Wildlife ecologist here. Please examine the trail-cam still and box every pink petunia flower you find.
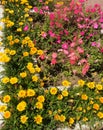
[23,25,29,31]
[62,43,68,50]
[52,53,57,59]
[51,59,57,65]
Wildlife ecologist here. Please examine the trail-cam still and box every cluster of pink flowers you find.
[32,0,103,76]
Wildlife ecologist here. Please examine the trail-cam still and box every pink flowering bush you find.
[30,0,103,85]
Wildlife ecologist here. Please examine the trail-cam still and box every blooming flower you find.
[18,90,26,98]
[20,115,28,124]
[17,101,27,111]
[78,79,85,87]
[93,103,99,111]
[81,94,88,100]
[69,118,74,125]
[20,72,27,78]
[62,90,69,97]
[34,115,43,124]
[59,115,66,122]
[97,112,103,119]
[27,89,35,97]
[4,111,11,119]
[10,77,18,84]
[35,102,43,109]
[0,105,7,112]
[2,77,9,84]
[50,87,57,95]
[62,80,71,87]
[37,95,45,103]
[3,95,11,103]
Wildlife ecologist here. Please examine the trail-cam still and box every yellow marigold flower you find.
[29,67,35,74]
[7,35,12,41]
[19,22,24,26]
[57,94,63,100]
[20,72,27,78]
[69,118,74,125]
[97,112,103,119]
[28,41,34,48]
[96,84,103,90]
[37,95,45,103]
[17,101,27,111]
[9,50,16,55]
[20,115,28,124]
[54,114,60,120]
[30,47,37,55]
[99,97,103,103]
[21,0,28,4]
[3,95,11,103]
[34,115,43,124]
[35,67,41,72]
[14,38,20,43]
[4,111,11,119]
[0,54,10,62]
[93,103,99,111]
[18,90,26,98]
[27,89,35,97]
[23,52,29,57]
[35,102,43,109]
[0,105,7,112]
[32,75,38,82]
[87,82,95,89]
[28,17,33,22]
[10,77,18,84]
[82,117,88,122]
[24,14,29,17]
[50,87,57,95]
[81,94,88,100]
[78,79,85,87]
[26,62,33,69]
[2,77,9,84]
[37,50,44,55]
[59,115,66,122]
[62,80,71,87]
[77,107,82,111]
[48,110,52,115]
[9,41,14,45]
[90,100,94,104]
[4,48,10,53]
[62,90,69,97]
[17,28,22,32]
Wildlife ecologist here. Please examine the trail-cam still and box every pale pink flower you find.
[52,53,57,59]
[41,32,47,38]
[63,50,69,55]
[70,42,76,47]
[82,63,90,75]
[77,47,84,54]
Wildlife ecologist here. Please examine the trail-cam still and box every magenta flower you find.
[33,7,38,13]
[93,23,98,29]
[23,25,29,31]
[62,43,68,50]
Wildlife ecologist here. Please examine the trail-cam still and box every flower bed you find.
[0,0,103,130]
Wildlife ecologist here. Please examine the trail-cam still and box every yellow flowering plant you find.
[0,0,103,130]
